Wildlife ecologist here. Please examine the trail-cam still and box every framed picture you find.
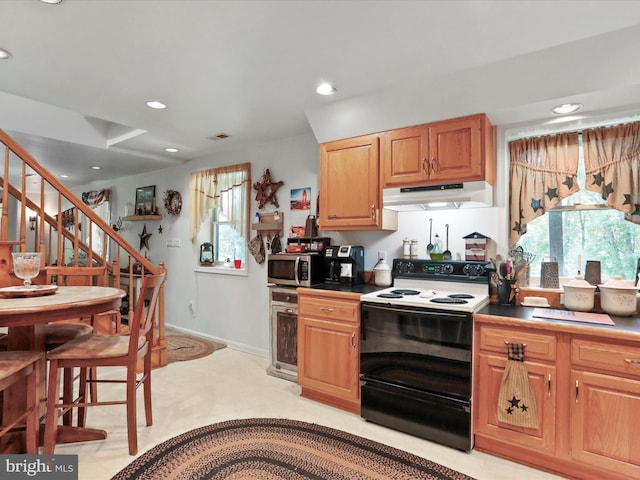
[135,185,156,215]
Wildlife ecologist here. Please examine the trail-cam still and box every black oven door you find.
[360,302,472,399]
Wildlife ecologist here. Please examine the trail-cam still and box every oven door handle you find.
[294,257,301,285]
[361,302,469,319]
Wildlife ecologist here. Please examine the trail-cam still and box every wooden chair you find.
[43,273,165,455]
[0,351,44,453]
[46,265,122,334]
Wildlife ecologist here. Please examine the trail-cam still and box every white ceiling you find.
[2,0,640,187]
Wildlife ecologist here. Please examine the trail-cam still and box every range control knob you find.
[442,263,454,274]
[464,264,485,277]
[395,261,414,274]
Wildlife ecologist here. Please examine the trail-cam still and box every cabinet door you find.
[319,134,380,229]
[381,126,429,187]
[571,370,640,477]
[429,116,483,183]
[475,353,556,454]
[298,316,359,403]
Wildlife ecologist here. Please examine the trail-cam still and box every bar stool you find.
[0,351,43,454]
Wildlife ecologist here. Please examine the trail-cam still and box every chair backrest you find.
[46,266,109,287]
[127,273,165,356]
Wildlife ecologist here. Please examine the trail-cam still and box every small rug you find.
[110,418,476,480]
[166,334,225,363]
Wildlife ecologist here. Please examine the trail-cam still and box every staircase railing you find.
[0,129,167,368]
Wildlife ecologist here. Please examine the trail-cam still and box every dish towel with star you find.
[497,342,539,428]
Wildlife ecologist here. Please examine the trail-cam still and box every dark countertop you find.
[308,282,383,295]
[477,303,640,339]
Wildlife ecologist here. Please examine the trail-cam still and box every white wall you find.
[76,127,511,357]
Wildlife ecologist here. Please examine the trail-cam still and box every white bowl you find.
[598,275,639,316]
[563,275,596,312]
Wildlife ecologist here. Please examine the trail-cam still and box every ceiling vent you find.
[209,133,231,141]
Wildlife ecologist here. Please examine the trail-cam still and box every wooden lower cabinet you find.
[297,289,360,413]
[474,316,640,480]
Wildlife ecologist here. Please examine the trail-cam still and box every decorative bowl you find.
[598,275,639,316]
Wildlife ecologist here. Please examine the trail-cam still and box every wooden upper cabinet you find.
[382,113,495,188]
[319,134,396,231]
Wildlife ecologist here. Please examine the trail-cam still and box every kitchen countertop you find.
[477,303,640,340]
[306,282,383,295]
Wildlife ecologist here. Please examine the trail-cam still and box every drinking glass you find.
[11,252,42,287]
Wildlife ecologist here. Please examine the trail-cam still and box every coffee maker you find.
[323,245,365,285]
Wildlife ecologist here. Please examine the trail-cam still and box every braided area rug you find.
[111,418,476,480]
[167,334,224,363]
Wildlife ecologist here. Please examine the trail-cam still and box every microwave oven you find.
[267,253,325,287]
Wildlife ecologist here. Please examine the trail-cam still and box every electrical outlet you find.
[378,250,387,261]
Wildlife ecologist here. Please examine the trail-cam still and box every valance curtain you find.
[509,132,580,246]
[189,162,250,243]
[583,121,640,224]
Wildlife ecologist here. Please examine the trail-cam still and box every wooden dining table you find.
[0,285,125,453]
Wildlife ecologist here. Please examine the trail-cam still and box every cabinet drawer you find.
[272,290,297,304]
[571,338,640,377]
[478,326,557,362]
[299,296,359,323]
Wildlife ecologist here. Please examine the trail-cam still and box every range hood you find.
[383,181,493,211]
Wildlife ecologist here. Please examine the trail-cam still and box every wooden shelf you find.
[251,212,283,234]
[252,222,282,232]
[122,215,162,221]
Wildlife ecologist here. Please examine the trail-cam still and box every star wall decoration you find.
[253,169,284,209]
[138,224,152,250]
[158,224,163,234]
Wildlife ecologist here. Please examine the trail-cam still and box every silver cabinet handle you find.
[575,379,579,403]
[320,307,334,313]
[431,157,436,173]
[624,358,640,365]
[328,214,337,219]
[371,204,375,219]
[285,308,293,314]
[547,373,551,397]
[422,158,428,173]
[351,333,356,348]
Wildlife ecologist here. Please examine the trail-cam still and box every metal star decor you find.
[138,224,152,250]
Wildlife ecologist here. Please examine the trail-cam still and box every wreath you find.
[163,190,182,215]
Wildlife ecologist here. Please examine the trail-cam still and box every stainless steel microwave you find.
[267,253,325,287]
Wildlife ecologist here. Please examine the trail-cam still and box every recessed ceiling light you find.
[0,48,12,60]
[59,174,69,178]
[146,100,167,110]
[552,103,583,115]
[90,166,102,170]
[316,82,337,95]
[164,147,178,153]
[40,0,63,3]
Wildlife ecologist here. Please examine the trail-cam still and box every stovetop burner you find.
[449,293,474,299]
[390,289,420,295]
[377,293,403,299]
[431,297,469,304]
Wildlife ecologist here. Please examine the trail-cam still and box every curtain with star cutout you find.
[509,132,580,246]
[583,121,640,224]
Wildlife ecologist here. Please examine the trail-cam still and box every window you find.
[516,135,640,281]
[190,163,251,269]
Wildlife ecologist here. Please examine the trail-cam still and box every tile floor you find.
[54,346,565,480]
